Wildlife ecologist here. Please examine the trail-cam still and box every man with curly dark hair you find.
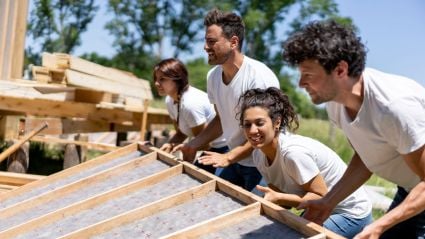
[282,20,425,239]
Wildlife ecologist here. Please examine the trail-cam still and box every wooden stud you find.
[58,181,217,239]
[140,99,150,140]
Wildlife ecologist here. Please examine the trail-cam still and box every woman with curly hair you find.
[238,87,372,238]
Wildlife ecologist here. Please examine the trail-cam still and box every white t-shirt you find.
[327,68,425,191]
[166,86,227,148]
[207,56,280,166]
[253,132,372,218]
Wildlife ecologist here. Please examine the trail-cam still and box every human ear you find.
[230,36,239,49]
[335,60,349,77]
[274,118,281,130]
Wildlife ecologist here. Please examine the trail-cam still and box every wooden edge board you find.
[0,171,45,186]
[0,184,19,190]
[138,143,219,183]
[307,233,327,239]
[0,142,138,202]
[0,151,157,219]
[0,164,184,238]
[58,180,217,239]
[138,142,180,165]
[261,204,344,239]
[161,202,262,239]
[28,135,118,152]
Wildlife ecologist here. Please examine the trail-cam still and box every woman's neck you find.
[261,137,279,165]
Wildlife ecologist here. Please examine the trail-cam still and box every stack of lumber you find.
[32,52,153,109]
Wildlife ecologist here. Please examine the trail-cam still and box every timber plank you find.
[29,136,118,152]
[0,171,44,186]
[65,69,145,99]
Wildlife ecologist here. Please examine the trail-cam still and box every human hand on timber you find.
[297,197,333,225]
[255,185,281,204]
[198,151,231,167]
[172,143,197,162]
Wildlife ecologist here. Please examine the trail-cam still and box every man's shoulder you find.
[207,65,221,78]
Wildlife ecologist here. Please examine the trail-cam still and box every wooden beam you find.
[0,165,184,238]
[10,0,28,79]
[0,94,171,126]
[0,0,28,81]
[0,184,19,190]
[0,171,45,186]
[140,99,150,140]
[0,0,11,80]
[42,52,153,100]
[0,153,158,220]
[58,180,216,239]
[65,69,147,99]
[28,136,118,152]
[23,117,138,135]
[0,94,134,124]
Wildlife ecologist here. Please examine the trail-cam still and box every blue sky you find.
[68,1,425,86]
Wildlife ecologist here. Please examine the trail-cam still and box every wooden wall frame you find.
[0,142,344,238]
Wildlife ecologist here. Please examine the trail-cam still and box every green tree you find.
[26,0,99,65]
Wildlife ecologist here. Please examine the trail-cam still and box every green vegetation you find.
[27,0,355,119]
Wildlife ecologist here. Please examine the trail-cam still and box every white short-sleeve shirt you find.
[327,68,425,191]
[166,86,227,148]
[207,56,280,166]
[253,132,372,218]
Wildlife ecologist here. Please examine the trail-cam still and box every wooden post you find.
[0,122,48,164]
[140,99,150,141]
[0,0,29,81]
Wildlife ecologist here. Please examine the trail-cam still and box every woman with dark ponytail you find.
[153,58,228,174]
[238,87,372,238]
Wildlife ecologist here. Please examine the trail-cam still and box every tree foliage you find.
[26,0,353,118]
[26,0,98,65]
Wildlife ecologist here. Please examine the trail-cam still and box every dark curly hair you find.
[204,8,245,51]
[282,20,366,78]
[237,87,299,132]
[153,58,189,96]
